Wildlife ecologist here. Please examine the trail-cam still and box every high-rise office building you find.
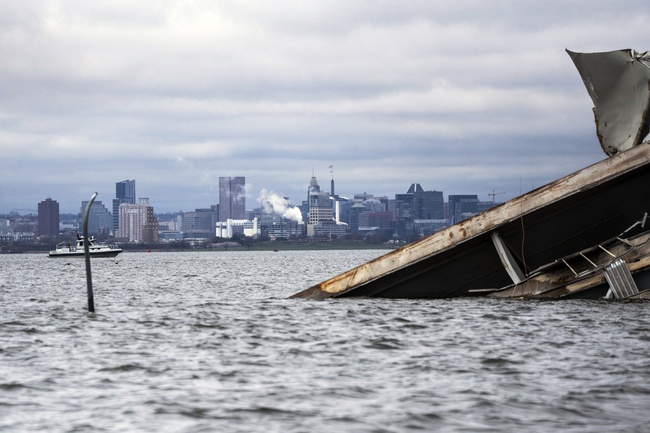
[113,179,136,232]
[80,200,113,236]
[394,184,443,220]
[37,198,59,237]
[395,183,421,220]
[306,175,339,237]
[219,176,245,221]
[116,198,158,243]
[448,195,479,223]
[412,190,444,220]
[307,176,333,225]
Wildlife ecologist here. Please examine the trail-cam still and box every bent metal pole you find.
[83,192,98,312]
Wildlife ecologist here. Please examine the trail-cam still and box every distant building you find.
[258,213,304,239]
[359,210,393,229]
[265,221,303,239]
[219,177,246,221]
[477,201,497,214]
[347,193,389,231]
[311,220,349,238]
[216,218,259,239]
[394,183,422,220]
[181,208,218,239]
[353,192,375,201]
[113,179,136,232]
[349,203,366,232]
[0,218,14,243]
[413,219,449,237]
[412,190,444,219]
[116,198,158,243]
[37,198,59,237]
[80,200,113,237]
[335,197,351,225]
[362,198,385,213]
[448,195,480,223]
[306,175,335,237]
[394,184,443,220]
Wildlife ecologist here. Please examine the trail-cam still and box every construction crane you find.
[488,190,505,204]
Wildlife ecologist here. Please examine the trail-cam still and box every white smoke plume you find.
[258,189,303,223]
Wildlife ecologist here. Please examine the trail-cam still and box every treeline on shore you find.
[2,236,397,254]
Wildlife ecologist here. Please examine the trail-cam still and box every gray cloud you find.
[1,1,648,213]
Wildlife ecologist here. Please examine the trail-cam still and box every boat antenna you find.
[82,192,98,312]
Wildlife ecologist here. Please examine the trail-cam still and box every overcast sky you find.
[1,1,648,214]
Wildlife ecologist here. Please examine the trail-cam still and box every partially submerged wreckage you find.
[292,48,650,301]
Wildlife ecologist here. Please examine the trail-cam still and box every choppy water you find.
[1,250,650,432]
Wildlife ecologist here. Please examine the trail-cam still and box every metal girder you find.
[491,231,525,284]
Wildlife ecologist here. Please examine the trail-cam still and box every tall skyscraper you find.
[306,175,335,236]
[113,179,136,232]
[80,200,113,236]
[307,175,332,224]
[37,198,59,237]
[116,198,158,243]
[219,176,245,221]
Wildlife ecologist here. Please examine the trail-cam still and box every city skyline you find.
[4,173,501,217]
[1,3,648,214]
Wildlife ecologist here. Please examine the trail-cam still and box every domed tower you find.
[306,174,333,235]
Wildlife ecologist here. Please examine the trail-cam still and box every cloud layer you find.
[1,1,648,213]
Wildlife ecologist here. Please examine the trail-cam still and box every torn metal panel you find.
[567,48,650,156]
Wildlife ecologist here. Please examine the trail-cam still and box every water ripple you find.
[1,251,649,432]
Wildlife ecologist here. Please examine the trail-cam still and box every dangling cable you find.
[520,215,528,277]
